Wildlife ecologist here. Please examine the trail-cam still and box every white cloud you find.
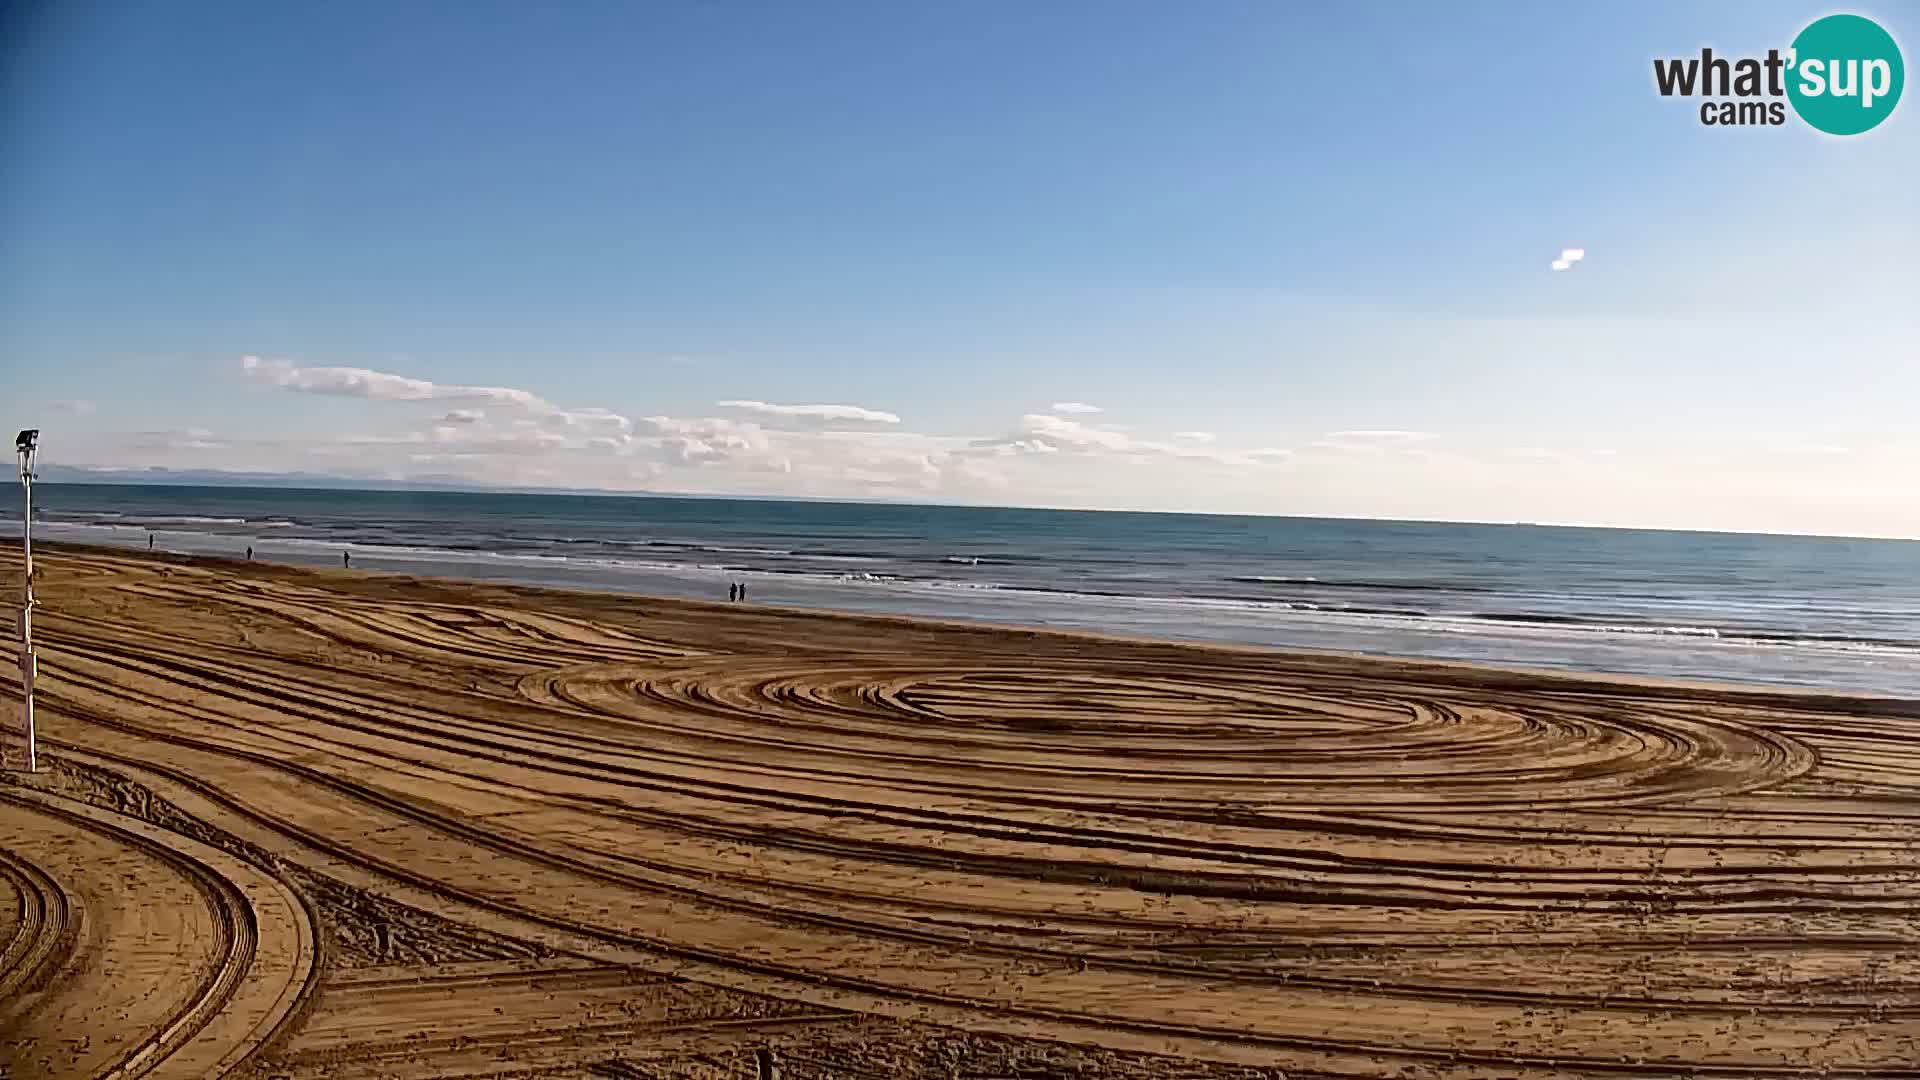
[448,430,571,454]
[971,414,1139,456]
[544,406,632,435]
[969,415,1291,471]
[638,415,779,466]
[242,354,638,442]
[1551,259,1572,271]
[777,430,986,495]
[1324,430,1436,443]
[240,355,550,409]
[231,356,973,490]
[49,399,97,415]
[1551,247,1586,271]
[224,357,1284,499]
[133,427,226,451]
[716,399,901,427]
[1303,430,1439,460]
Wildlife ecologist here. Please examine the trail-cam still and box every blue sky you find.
[3,1,1916,534]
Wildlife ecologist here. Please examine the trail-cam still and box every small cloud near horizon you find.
[132,427,225,451]
[1305,430,1438,459]
[716,399,901,426]
[1325,430,1436,442]
[1241,447,1294,463]
[1049,402,1103,415]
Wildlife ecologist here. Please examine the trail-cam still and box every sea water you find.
[9,483,1919,697]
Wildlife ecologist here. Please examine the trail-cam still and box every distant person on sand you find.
[246,546,253,561]
[728,583,738,602]
[739,582,748,602]
[343,551,351,569]
[148,533,154,550]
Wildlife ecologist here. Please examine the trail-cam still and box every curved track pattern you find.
[524,657,1818,810]
[0,785,313,1080]
[5,546,1920,1078]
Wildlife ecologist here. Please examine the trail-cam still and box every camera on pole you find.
[12,428,39,773]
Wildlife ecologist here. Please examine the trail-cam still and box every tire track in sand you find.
[6,546,1920,1077]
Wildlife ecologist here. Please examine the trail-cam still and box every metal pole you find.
[15,436,36,773]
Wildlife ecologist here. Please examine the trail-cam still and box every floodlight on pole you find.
[13,428,38,773]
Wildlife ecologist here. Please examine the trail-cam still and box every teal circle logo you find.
[1787,14,1904,135]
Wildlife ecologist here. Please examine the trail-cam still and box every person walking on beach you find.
[728,583,737,602]
[343,551,351,569]
[738,582,747,602]
[148,533,154,550]
[246,546,253,561]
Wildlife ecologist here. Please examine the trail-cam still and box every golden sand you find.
[3,545,1918,1078]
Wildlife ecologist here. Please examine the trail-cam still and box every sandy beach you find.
[4,543,1919,1079]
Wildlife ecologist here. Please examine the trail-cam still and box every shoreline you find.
[12,493,1919,700]
[24,536,1920,712]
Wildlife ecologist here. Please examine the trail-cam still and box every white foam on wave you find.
[21,517,1918,662]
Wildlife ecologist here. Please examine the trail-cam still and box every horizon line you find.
[23,466,1920,545]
